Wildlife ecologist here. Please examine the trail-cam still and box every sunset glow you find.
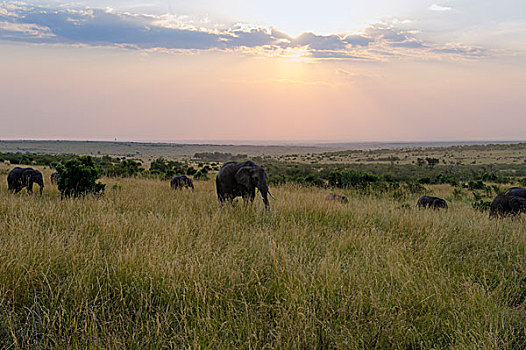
[1,1,525,142]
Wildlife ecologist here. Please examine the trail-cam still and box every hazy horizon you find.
[1,1,525,141]
[1,138,525,148]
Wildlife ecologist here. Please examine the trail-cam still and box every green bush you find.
[149,157,187,179]
[328,170,380,189]
[467,180,486,190]
[418,177,431,184]
[303,174,325,187]
[56,156,105,197]
[472,199,492,212]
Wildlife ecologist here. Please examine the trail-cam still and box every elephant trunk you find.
[257,184,270,210]
[37,179,44,195]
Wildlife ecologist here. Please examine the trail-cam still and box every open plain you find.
[2,161,526,348]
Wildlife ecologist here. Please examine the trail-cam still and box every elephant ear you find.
[235,167,253,189]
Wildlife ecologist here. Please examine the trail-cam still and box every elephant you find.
[326,193,348,204]
[417,195,448,209]
[7,167,44,195]
[503,187,526,199]
[170,175,194,190]
[50,172,59,185]
[216,160,274,209]
[489,194,526,217]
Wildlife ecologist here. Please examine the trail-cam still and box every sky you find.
[0,0,525,142]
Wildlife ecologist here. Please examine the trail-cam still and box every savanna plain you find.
[2,144,526,349]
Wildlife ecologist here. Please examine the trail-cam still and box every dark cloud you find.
[0,2,492,60]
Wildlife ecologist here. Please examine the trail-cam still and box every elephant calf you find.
[417,195,448,209]
[170,175,194,190]
[489,194,526,217]
[326,193,349,204]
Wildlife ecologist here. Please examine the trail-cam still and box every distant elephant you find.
[326,193,348,204]
[503,187,526,199]
[7,167,44,195]
[50,172,59,185]
[489,194,526,217]
[216,160,274,209]
[417,195,448,209]
[170,175,194,190]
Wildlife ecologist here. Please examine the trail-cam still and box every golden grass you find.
[1,168,526,348]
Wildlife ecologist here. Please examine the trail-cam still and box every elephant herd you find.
[6,162,526,218]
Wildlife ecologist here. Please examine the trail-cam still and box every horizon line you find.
[1,138,525,147]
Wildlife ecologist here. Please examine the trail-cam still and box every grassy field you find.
[2,166,526,348]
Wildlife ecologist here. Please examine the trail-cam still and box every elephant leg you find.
[27,181,33,194]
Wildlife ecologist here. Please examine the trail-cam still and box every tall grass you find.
[1,168,526,348]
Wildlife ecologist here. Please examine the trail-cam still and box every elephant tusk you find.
[258,190,265,200]
[268,190,276,200]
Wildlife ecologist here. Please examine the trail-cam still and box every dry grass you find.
[1,167,526,348]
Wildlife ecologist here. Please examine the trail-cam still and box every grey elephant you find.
[7,167,44,195]
[503,187,526,199]
[417,195,448,209]
[326,193,348,204]
[216,160,274,209]
[170,175,194,190]
[50,172,59,185]
[489,194,526,217]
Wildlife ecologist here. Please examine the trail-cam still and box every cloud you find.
[0,2,493,61]
[429,4,452,12]
[0,21,54,39]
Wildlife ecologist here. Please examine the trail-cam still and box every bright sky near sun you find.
[0,0,525,142]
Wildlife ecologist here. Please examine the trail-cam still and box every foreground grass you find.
[1,172,526,348]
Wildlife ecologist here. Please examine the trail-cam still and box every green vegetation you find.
[3,143,526,347]
[1,170,526,348]
[0,152,144,178]
[56,156,105,197]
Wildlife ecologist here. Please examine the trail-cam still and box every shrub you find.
[268,174,287,185]
[56,156,105,197]
[194,170,208,180]
[406,181,426,194]
[328,170,380,189]
[472,200,492,212]
[418,177,431,184]
[303,174,325,187]
[149,157,187,179]
[467,180,486,190]
[452,188,465,200]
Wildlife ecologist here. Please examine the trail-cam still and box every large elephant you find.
[216,160,273,209]
[417,195,448,209]
[489,194,526,217]
[7,167,44,195]
[170,175,194,190]
[503,187,526,199]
